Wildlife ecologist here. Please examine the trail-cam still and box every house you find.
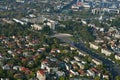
[77,50,88,57]
[81,61,87,64]
[2,64,10,70]
[89,42,99,50]
[87,70,95,77]
[65,63,70,70]
[41,59,58,73]
[22,52,30,57]
[44,19,57,30]
[64,57,70,63]
[103,74,109,79]
[50,48,60,53]
[69,70,79,77]
[91,68,101,77]
[77,69,85,76]
[70,46,77,51]
[13,66,22,70]
[92,58,102,65]
[70,60,76,65]
[101,49,112,56]
[2,18,13,24]
[36,70,46,80]
[20,67,31,74]
[115,54,120,60]
[95,38,104,43]
[31,24,43,30]
[37,48,46,53]
[81,19,87,25]
[0,78,9,80]
[74,56,80,61]
[112,33,120,39]
[76,62,85,69]
[13,18,26,25]
[7,50,13,54]
[16,0,25,3]
[56,71,65,77]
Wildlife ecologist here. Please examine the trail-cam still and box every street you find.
[74,42,120,80]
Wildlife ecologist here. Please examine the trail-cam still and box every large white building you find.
[31,24,43,30]
[101,49,112,56]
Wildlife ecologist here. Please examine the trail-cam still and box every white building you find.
[83,3,90,8]
[44,19,58,30]
[101,49,112,56]
[77,50,88,57]
[89,42,99,50]
[87,70,95,77]
[13,66,22,70]
[41,60,58,73]
[74,56,80,61]
[2,64,10,70]
[56,71,65,77]
[31,24,43,30]
[13,18,26,25]
[16,0,24,3]
[112,33,120,39]
[92,58,102,65]
[76,62,85,69]
[115,54,120,60]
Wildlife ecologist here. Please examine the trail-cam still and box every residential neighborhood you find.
[0,0,120,80]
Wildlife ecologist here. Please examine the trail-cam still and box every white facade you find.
[112,33,120,39]
[92,58,102,65]
[101,49,112,56]
[41,61,58,73]
[115,54,120,60]
[76,62,85,69]
[77,50,88,57]
[87,70,95,77]
[31,24,43,30]
[89,42,99,50]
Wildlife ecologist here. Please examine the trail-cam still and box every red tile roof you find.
[38,70,45,76]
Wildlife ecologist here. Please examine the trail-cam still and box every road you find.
[53,32,120,79]
[74,42,120,80]
[51,0,120,78]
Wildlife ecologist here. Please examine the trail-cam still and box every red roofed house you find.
[37,69,46,80]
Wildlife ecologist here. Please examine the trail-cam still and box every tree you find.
[94,76,100,80]
[42,25,51,34]
[115,76,120,80]
[59,76,65,80]
[0,67,4,77]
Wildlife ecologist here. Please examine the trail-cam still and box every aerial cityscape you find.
[0,0,120,80]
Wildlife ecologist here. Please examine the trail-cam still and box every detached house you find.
[87,70,95,77]
[31,24,43,30]
[2,64,10,70]
[41,59,58,73]
[89,42,99,50]
[37,69,46,80]
[101,49,112,56]
[92,58,102,65]
[115,54,120,60]
[77,50,88,57]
